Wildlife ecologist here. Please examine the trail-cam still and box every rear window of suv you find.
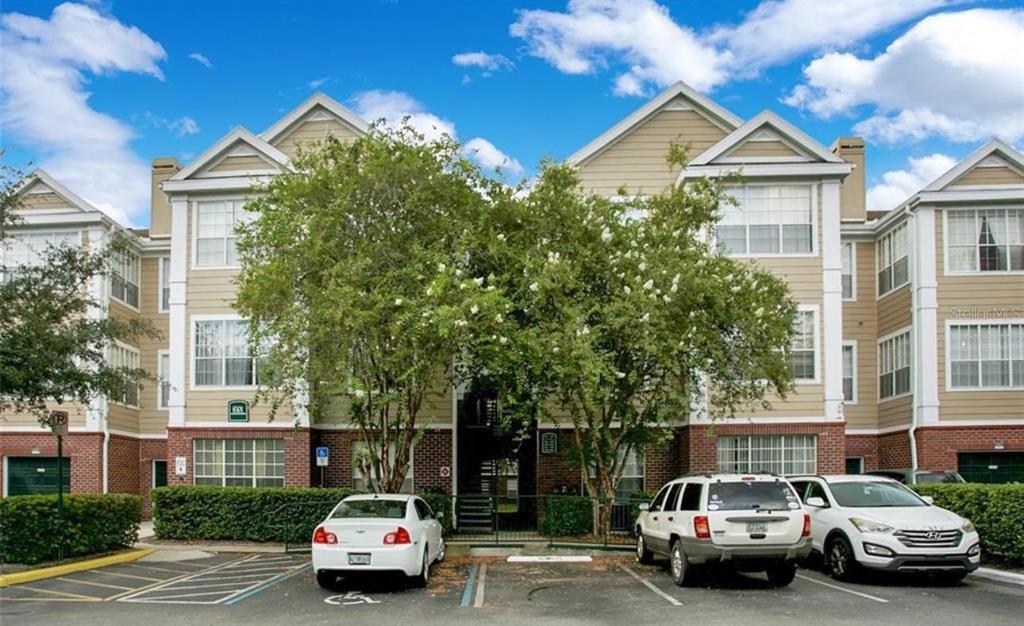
[707,481,800,512]
[332,499,407,519]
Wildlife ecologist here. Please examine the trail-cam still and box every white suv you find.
[788,475,981,582]
[635,474,811,586]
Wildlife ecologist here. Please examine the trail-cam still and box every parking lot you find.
[2,552,1021,625]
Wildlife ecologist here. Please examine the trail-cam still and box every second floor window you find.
[879,330,911,399]
[790,309,817,381]
[949,323,1024,388]
[946,209,1024,273]
[193,318,261,387]
[159,257,171,311]
[195,200,253,268]
[842,342,856,403]
[110,342,140,407]
[2,231,79,280]
[877,222,908,296]
[716,185,814,256]
[110,247,140,308]
[841,242,854,299]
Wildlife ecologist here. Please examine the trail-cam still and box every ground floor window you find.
[717,435,817,475]
[193,439,284,487]
[845,457,864,474]
[352,441,413,493]
[587,447,645,499]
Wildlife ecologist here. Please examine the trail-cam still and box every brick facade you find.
[915,425,1024,471]
[844,434,881,470]
[166,427,311,488]
[0,432,105,494]
[107,434,140,496]
[686,422,846,475]
[139,439,169,516]
[311,429,453,493]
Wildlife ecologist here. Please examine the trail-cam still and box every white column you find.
[168,198,188,428]
[821,180,844,422]
[84,227,107,432]
[913,207,940,425]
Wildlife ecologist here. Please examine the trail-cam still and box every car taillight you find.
[802,514,811,537]
[383,527,412,545]
[694,516,711,539]
[313,526,337,545]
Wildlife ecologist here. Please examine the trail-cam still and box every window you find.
[352,441,413,493]
[193,318,261,387]
[589,447,644,498]
[879,330,911,399]
[877,222,909,296]
[842,342,856,403]
[790,309,817,381]
[949,322,1024,388]
[841,242,855,299]
[109,343,139,407]
[158,350,170,409]
[845,457,864,474]
[193,439,284,487]
[649,484,670,511]
[194,200,253,267]
[717,435,817,474]
[679,483,702,511]
[1,231,79,280]
[414,499,433,520]
[110,247,140,308]
[159,257,171,312]
[663,483,682,512]
[947,209,1024,273]
[716,185,814,255]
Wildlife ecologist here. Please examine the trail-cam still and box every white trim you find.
[109,244,141,312]
[941,208,1024,277]
[842,340,858,405]
[688,110,847,167]
[162,177,272,193]
[703,415,831,424]
[845,425,910,435]
[912,207,940,426]
[877,325,913,403]
[157,349,171,410]
[567,80,741,165]
[309,422,454,430]
[8,210,109,228]
[158,256,171,313]
[259,92,370,143]
[189,314,260,391]
[680,162,852,182]
[924,138,1024,192]
[109,429,168,440]
[821,179,844,421]
[875,219,910,300]
[170,127,290,182]
[168,199,188,428]
[921,419,1024,428]
[0,425,102,433]
[177,421,299,429]
[190,197,249,271]
[918,188,1024,204]
[794,304,821,385]
[716,182,819,259]
[944,318,1024,392]
[16,169,102,216]
[841,241,857,301]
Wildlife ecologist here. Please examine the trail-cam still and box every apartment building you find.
[1,85,1021,514]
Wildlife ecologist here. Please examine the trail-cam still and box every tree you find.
[469,162,799,535]
[0,159,158,422]
[235,125,514,493]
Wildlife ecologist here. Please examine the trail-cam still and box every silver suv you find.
[635,474,812,586]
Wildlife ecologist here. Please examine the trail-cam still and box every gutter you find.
[904,204,919,472]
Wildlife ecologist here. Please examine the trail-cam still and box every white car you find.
[635,474,811,587]
[789,475,981,582]
[311,494,445,589]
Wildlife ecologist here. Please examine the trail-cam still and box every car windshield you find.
[915,471,961,484]
[707,481,799,511]
[331,499,407,519]
[830,481,925,507]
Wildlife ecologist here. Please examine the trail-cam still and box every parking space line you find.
[618,565,683,607]
[176,573,279,583]
[215,566,297,575]
[93,570,162,582]
[141,580,268,592]
[110,555,258,602]
[473,564,487,608]
[120,563,197,575]
[460,563,479,608]
[795,574,889,603]
[56,576,133,591]
[14,585,103,601]
[223,562,311,605]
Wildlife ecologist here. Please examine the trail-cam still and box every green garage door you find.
[958,452,1024,484]
[7,457,71,496]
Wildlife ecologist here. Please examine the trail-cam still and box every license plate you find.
[348,553,371,565]
[746,522,767,534]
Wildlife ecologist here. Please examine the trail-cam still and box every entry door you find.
[153,460,168,488]
[7,457,71,496]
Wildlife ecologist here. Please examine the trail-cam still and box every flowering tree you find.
[234,126,513,493]
[470,163,799,535]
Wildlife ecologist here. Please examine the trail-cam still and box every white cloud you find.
[509,0,940,95]
[350,90,523,176]
[143,111,199,137]
[866,153,956,212]
[0,2,167,226]
[452,51,513,76]
[307,77,329,90]
[188,52,212,68]
[785,9,1024,144]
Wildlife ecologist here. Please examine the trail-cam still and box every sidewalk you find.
[135,521,287,553]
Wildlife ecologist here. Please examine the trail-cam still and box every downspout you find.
[904,205,919,472]
[101,224,116,493]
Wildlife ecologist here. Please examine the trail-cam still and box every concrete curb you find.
[973,567,1024,586]
[0,548,156,587]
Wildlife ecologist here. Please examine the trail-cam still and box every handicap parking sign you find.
[316,446,330,467]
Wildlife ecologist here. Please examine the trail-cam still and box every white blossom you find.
[663,295,672,303]
[473,277,485,286]
[624,285,631,295]
[353,389,366,399]
[497,233,506,242]
[616,371,626,379]
[437,262,447,272]
[426,287,433,296]
[731,285,741,293]
[670,283,678,293]
[454,319,468,327]
[601,227,612,242]
[394,298,403,306]
[499,336,508,345]
[529,282,539,292]
[643,279,654,290]
[639,262,647,271]
[755,307,764,317]
[640,313,650,323]
[495,313,504,323]
[470,305,479,315]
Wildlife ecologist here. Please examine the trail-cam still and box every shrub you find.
[542,496,593,536]
[0,494,141,565]
[152,487,355,543]
[913,483,1024,563]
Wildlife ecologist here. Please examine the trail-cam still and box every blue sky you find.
[1,1,1021,226]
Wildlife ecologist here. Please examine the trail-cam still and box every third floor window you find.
[946,209,1024,273]
[716,185,814,256]
[194,200,253,268]
[877,222,908,296]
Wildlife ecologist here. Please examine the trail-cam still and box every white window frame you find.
[157,349,170,410]
[842,340,858,405]
[109,341,140,408]
[945,319,1024,391]
[352,440,414,494]
[942,208,1024,276]
[878,326,912,402]
[585,447,646,497]
[192,438,285,488]
[876,221,909,299]
[110,245,141,310]
[716,435,817,474]
[791,305,820,384]
[158,256,171,313]
[191,197,252,270]
[841,241,856,301]
[716,183,819,258]
[1,230,81,280]
[190,314,261,390]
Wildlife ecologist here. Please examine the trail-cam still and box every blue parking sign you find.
[316,446,329,467]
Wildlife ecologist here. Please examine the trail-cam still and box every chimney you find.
[831,137,865,222]
[150,157,181,237]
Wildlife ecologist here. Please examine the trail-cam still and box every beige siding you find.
[725,140,802,160]
[318,381,454,427]
[877,285,911,337]
[272,114,362,159]
[107,403,139,432]
[948,165,1024,187]
[138,256,170,435]
[935,213,1024,421]
[206,154,277,174]
[0,402,89,429]
[577,108,728,195]
[19,192,73,211]
[878,395,912,430]
[842,241,879,430]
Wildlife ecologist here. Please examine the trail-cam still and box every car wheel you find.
[766,562,797,587]
[826,536,858,582]
[670,540,694,587]
[636,533,654,565]
[316,571,337,590]
[410,546,430,588]
[435,538,446,564]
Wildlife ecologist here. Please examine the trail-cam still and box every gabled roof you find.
[922,138,1024,192]
[170,127,291,181]
[566,80,743,165]
[688,110,845,166]
[260,92,369,143]
[16,169,99,213]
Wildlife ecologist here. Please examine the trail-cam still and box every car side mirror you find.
[638,503,650,512]
[805,496,827,508]
[921,496,934,505]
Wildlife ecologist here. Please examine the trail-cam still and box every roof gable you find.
[171,127,291,181]
[689,110,844,166]
[15,169,97,213]
[260,92,368,145]
[924,139,1024,191]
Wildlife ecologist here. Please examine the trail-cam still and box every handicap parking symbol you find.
[324,591,381,606]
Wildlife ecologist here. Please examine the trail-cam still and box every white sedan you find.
[312,494,445,588]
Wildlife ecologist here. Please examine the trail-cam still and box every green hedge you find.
[542,496,593,536]
[152,487,356,543]
[0,494,141,565]
[913,483,1024,563]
